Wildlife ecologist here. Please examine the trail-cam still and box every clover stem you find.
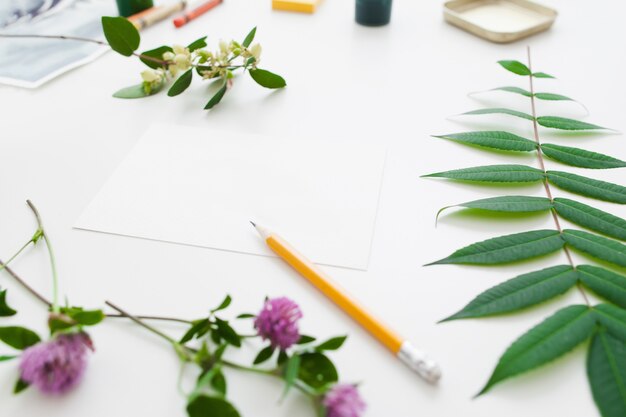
[525,46,591,307]
[0,259,52,307]
[0,238,34,273]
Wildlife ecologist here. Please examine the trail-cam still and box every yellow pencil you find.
[251,221,441,383]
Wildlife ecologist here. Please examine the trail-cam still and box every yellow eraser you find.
[272,0,321,13]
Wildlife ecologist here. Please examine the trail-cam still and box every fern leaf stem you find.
[526,46,591,307]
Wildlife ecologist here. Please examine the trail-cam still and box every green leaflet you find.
[479,305,595,395]
[587,330,626,417]
[579,266,626,309]
[490,86,532,97]
[433,131,537,152]
[497,60,531,76]
[562,229,626,267]
[533,72,555,78]
[437,195,552,220]
[423,165,544,183]
[0,289,17,317]
[101,16,140,57]
[0,327,41,350]
[249,68,286,89]
[205,82,227,110]
[461,108,534,121]
[537,116,608,131]
[541,144,626,169]
[534,93,574,101]
[139,45,172,69]
[187,36,208,52]
[186,395,240,417]
[297,352,338,389]
[428,230,564,265]
[554,198,626,241]
[242,27,257,48]
[168,69,193,97]
[442,265,577,321]
[546,171,626,204]
[594,304,626,342]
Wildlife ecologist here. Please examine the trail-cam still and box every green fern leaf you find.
[537,116,607,131]
[554,198,626,241]
[462,108,534,121]
[428,230,564,265]
[562,230,626,267]
[490,86,532,97]
[587,329,626,417]
[594,304,626,342]
[532,72,555,79]
[433,131,537,152]
[437,196,552,220]
[541,144,626,169]
[479,305,595,395]
[423,165,544,183]
[579,266,626,309]
[546,171,626,204]
[534,92,575,101]
[442,265,577,321]
[497,60,531,76]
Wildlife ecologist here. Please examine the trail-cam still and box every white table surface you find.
[2,0,625,416]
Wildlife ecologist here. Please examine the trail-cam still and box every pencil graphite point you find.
[250,220,256,227]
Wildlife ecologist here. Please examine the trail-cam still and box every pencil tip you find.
[250,220,256,227]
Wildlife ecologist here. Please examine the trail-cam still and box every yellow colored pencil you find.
[251,221,441,383]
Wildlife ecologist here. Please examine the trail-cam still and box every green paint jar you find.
[356,0,391,26]
[355,0,392,26]
[116,0,154,17]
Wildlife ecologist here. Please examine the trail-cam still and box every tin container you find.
[444,0,557,43]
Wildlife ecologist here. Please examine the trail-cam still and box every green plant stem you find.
[0,259,53,307]
[26,200,61,312]
[0,238,34,273]
[526,46,591,306]
[105,300,181,346]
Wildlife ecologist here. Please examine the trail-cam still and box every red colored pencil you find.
[173,0,223,28]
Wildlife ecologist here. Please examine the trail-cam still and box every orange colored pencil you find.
[173,0,223,28]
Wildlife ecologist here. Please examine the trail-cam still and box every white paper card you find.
[75,124,386,270]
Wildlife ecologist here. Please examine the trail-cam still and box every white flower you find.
[250,43,262,61]
[141,69,162,83]
[174,54,191,70]
[162,51,175,61]
[219,40,229,54]
[173,44,188,55]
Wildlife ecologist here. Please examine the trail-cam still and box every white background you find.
[1,0,625,416]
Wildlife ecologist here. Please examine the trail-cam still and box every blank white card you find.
[75,124,387,270]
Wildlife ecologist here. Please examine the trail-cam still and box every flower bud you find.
[250,43,262,61]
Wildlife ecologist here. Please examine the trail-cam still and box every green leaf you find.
[533,72,555,78]
[242,27,257,48]
[140,45,172,69]
[316,336,347,351]
[594,304,626,342]
[442,265,577,321]
[212,295,232,313]
[461,108,534,121]
[282,354,301,397]
[534,92,574,101]
[69,309,105,326]
[215,319,241,347]
[587,330,626,417]
[296,335,316,344]
[211,370,227,396]
[479,305,595,395]
[187,395,241,417]
[579,266,626,309]
[433,131,536,152]
[490,86,532,97]
[253,346,275,365]
[423,164,544,183]
[0,355,16,362]
[541,144,626,169]
[428,230,564,266]
[497,60,531,76]
[554,198,626,241]
[297,352,338,389]
[438,196,552,222]
[187,36,207,52]
[168,69,193,97]
[0,327,41,350]
[113,83,156,99]
[249,68,287,89]
[0,289,17,317]
[101,16,140,57]
[277,350,288,366]
[204,82,227,110]
[546,171,626,204]
[236,313,255,319]
[562,229,626,267]
[537,116,608,131]
[14,378,29,394]
[180,319,210,344]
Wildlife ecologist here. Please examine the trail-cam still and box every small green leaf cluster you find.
[101,18,286,109]
[175,296,349,417]
[425,56,626,417]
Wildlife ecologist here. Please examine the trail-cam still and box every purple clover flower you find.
[254,297,302,350]
[19,332,93,394]
[323,384,366,417]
